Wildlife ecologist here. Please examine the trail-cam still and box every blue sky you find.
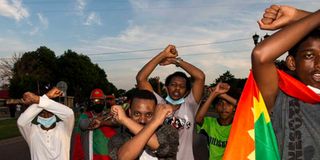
[0,0,319,90]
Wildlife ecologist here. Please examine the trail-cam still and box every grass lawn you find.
[0,118,21,140]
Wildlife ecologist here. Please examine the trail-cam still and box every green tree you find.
[209,71,246,100]
[213,70,235,84]
[9,47,117,104]
[57,50,116,103]
[9,46,58,98]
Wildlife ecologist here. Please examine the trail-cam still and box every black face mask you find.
[92,104,104,113]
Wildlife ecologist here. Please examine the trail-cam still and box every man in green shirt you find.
[195,82,238,160]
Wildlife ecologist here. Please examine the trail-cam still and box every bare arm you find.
[136,45,178,92]
[117,104,173,160]
[111,105,164,150]
[219,94,237,106]
[178,59,205,103]
[195,91,219,125]
[252,6,320,111]
[259,5,311,30]
[86,115,119,130]
[195,83,229,124]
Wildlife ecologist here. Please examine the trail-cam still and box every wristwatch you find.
[175,57,183,67]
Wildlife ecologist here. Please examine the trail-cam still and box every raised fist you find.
[46,87,63,99]
[23,92,40,105]
[258,5,298,30]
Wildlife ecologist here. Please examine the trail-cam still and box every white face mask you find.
[165,95,185,105]
[37,116,57,128]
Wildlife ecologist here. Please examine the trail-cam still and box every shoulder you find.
[202,116,216,123]
[201,117,218,128]
[111,131,131,141]
[156,125,179,141]
[184,91,198,106]
[157,125,178,135]
[153,92,166,104]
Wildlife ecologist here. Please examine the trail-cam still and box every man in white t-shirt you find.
[136,45,205,160]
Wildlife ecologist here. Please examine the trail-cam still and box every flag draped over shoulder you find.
[223,71,280,160]
[277,70,320,104]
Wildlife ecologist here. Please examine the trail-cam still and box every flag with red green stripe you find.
[223,71,279,160]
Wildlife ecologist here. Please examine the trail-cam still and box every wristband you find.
[175,57,183,67]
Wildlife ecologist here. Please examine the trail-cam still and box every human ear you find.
[286,55,296,71]
[128,108,132,117]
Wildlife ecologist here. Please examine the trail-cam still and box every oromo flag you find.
[223,71,279,160]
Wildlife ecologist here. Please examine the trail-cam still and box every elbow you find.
[135,73,145,83]
[199,71,205,82]
[251,47,269,65]
[195,115,203,124]
[17,118,23,127]
[65,107,75,117]
[195,70,205,83]
[17,116,26,127]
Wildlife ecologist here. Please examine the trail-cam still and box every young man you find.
[72,88,117,160]
[252,5,320,159]
[17,87,74,160]
[108,89,179,160]
[195,82,237,160]
[136,45,205,160]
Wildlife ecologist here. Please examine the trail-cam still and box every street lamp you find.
[252,33,270,45]
[252,33,259,46]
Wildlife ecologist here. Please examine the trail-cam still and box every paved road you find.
[0,137,30,160]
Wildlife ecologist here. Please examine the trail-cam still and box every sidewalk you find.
[0,136,30,160]
[0,116,13,121]
[0,136,24,146]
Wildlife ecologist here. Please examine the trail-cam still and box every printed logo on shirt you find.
[288,99,303,159]
[164,116,191,130]
[208,136,227,148]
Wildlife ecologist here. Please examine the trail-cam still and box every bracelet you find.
[175,57,183,67]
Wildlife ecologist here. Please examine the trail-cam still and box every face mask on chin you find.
[37,115,57,128]
[92,104,104,113]
[307,85,320,95]
[165,95,185,105]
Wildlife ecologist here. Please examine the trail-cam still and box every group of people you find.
[17,4,320,160]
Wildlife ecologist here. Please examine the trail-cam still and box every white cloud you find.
[37,13,48,29]
[0,0,29,21]
[76,0,87,13]
[71,0,265,89]
[26,13,48,35]
[27,0,320,89]
[0,37,35,56]
[83,12,101,26]
[29,27,39,36]
[73,22,254,89]
[74,0,102,26]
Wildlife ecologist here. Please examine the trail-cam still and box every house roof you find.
[0,90,10,99]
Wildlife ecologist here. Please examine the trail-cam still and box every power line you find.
[24,0,129,4]
[34,5,223,13]
[93,49,251,62]
[87,38,251,56]
[24,1,234,13]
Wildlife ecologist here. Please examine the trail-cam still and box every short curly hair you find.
[165,71,191,91]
